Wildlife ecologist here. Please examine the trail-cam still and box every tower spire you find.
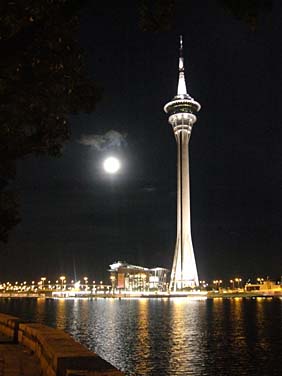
[177,35,188,97]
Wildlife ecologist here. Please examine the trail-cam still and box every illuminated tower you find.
[164,36,200,291]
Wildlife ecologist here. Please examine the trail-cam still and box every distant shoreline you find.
[0,291,281,299]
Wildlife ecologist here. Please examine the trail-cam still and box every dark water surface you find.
[0,297,281,375]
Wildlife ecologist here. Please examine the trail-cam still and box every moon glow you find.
[103,157,121,174]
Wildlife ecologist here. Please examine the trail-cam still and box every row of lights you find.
[211,277,266,290]
[0,276,108,293]
[0,276,268,292]
[203,277,267,290]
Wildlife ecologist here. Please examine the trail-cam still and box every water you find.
[0,297,281,375]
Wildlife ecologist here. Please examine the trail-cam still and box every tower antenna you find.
[179,35,183,57]
[177,35,188,96]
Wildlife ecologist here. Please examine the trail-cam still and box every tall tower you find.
[164,36,200,291]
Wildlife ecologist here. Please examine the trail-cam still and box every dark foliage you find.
[138,0,272,32]
[0,191,20,243]
[218,0,272,31]
[0,0,101,243]
[139,0,175,32]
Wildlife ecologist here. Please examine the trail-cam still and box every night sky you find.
[1,1,281,283]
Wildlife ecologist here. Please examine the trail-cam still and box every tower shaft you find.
[170,128,198,290]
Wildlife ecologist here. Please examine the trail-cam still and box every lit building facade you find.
[245,280,282,294]
[164,36,200,290]
[109,261,169,292]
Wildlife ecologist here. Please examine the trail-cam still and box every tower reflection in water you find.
[167,298,206,375]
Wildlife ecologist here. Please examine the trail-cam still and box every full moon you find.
[103,157,121,174]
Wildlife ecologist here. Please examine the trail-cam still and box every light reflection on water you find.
[0,297,281,375]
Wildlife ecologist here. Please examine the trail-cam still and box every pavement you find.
[0,333,41,376]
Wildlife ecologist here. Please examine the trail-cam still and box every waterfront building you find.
[245,280,282,295]
[164,36,201,290]
[109,261,169,292]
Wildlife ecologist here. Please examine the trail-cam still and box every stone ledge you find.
[0,313,124,376]
[19,322,125,376]
[0,313,23,343]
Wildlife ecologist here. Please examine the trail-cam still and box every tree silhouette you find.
[0,0,101,242]
[138,0,272,32]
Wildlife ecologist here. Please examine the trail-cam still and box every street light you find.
[213,280,221,290]
[59,276,66,290]
[41,277,46,290]
[83,277,88,291]
[235,277,242,288]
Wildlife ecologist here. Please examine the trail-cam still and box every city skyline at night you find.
[0,3,281,376]
[0,2,281,283]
